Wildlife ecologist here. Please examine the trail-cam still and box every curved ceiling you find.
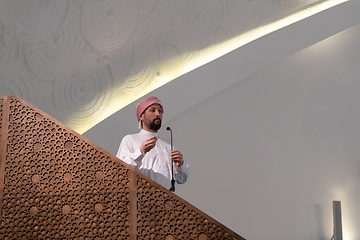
[0,0,348,133]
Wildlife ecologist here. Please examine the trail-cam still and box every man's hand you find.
[171,150,183,167]
[140,136,157,154]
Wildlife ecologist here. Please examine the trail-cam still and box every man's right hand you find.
[140,136,157,154]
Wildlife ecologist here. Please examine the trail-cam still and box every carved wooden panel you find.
[0,95,245,240]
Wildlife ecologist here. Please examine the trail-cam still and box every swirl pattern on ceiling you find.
[81,0,138,53]
[25,1,86,81]
[54,51,114,133]
[0,0,334,133]
[0,59,36,103]
[0,0,69,44]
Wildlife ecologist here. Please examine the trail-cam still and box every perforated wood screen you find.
[0,96,245,240]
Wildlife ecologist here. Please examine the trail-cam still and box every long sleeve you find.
[116,130,189,190]
[175,161,189,184]
[116,135,144,168]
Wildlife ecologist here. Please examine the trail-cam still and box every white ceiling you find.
[0,0,347,133]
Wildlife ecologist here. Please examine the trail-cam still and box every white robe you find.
[116,129,189,190]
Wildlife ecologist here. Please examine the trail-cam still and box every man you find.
[116,96,189,191]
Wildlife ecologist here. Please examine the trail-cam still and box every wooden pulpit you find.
[0,95,245,240]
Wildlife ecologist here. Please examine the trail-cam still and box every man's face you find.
[140,104,163,132]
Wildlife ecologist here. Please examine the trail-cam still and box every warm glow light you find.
[341,204,356,240]
[81,0,349,134]
[330,187,357,240]
[182,0,349,74]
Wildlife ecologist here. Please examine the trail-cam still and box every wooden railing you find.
[0,95,245,240]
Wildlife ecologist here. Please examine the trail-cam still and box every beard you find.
[149,118,161,131]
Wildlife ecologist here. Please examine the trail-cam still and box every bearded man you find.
[116,96,189,191]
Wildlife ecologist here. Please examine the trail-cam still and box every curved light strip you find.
[82,0,348,134]
[138,0,350,99]
[182,0,349,74]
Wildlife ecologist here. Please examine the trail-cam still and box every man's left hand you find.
[171,150,183,167]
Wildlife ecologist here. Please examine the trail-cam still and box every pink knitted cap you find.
[136,96,163,121]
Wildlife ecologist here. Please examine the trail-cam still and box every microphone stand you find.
[166,127,175,192]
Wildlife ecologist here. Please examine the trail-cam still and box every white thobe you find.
[116,129,189,190]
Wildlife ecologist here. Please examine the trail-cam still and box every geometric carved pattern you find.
[0,95,245,240]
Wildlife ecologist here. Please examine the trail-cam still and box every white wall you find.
[167,24,360,240]
[84,2,360,239]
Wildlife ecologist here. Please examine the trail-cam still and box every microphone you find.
[166,127,175,192]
